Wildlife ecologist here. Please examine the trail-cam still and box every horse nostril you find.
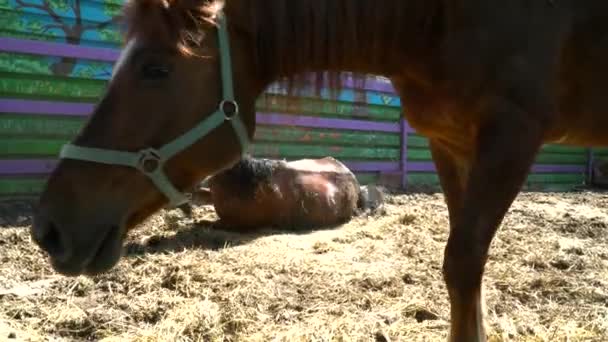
[32,216,70,262]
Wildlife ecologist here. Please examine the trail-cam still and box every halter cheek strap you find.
[59,13,250,207]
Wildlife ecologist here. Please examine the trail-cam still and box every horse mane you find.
[122,0,444,96]
[211,155,280,200]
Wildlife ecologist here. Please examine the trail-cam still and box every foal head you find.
[31,0,260,276]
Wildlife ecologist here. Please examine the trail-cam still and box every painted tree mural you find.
[6,0,121,75]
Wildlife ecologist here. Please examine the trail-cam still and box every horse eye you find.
[140,64,170,80]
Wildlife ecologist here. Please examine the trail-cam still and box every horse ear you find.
[160,0,221,13]
[123,0,170,22]
[157,0,222,25]
[126,0,165,11]
[124,0,201,14]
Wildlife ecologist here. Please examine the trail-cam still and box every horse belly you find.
[554,52,608,146]
[291,175,358,228]
[553,3,608,146]
[554,43,608,147]
[550,107,608,147]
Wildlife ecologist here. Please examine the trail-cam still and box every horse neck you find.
[226,0,444,90]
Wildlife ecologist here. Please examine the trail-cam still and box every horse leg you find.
[441,101,546,342]
[429,140,469,227]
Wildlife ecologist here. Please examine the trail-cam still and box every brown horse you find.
[186,155,381,229]
[30,0,608,341]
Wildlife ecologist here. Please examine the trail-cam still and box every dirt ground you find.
[0,191,607,342]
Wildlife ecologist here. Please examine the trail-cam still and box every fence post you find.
[586,148,594,185]
[400,118,409,190]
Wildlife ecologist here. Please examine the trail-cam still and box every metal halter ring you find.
[219,100,239,120]
[137,148,163,174]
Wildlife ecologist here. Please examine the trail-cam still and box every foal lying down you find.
[185,156,384,230]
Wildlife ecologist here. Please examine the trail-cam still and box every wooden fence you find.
[0,0,592,198]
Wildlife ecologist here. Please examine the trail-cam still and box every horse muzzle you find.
[31,210,125,276]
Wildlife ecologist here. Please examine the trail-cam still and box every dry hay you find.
[0,191,607,341]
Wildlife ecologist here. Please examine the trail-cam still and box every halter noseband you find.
[59,14,249,207]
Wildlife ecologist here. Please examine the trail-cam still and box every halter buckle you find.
[219,100,239,120]
[137,148,163,174]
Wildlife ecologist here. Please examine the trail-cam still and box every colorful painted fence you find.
[0,0,591,198]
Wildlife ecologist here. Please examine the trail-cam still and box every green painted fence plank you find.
[0,73,106,102]
[0,55,398,123]
[0,75,402,116]
[0,137,586,165]
[0,177,46,196]
[0,174,380,196]
[257,95,402,122]
[0,138,422,161]
[254,126,400,147]
[0,116,401,145]
[0,173,582,196]
[251,143,400,160]
[407,149,432,161]
[541,144,587,154]
[0,114,85,138]
[0,138,65,157]
[534,154,587,165]
[1,54,398,123]
[407,135,587,155]
[0,52,61,76]
[526,173,585,184]
[407,135,429,148]
[408,173,440,186]
[524,183,581,192]
[0,30,58,44]
[0,52,113,80]
[1,139,400,159]
[354,173,379,185]
[407,172,583,189]
[407,147,587,165]
[593,148,608,157]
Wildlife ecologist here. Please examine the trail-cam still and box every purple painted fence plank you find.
[0,159,399,175]
[0,38,397,93]
[257,112,401,133]
[0,159,58,175]
[0,158,585,177]
[343,161,400,172]
[408,162,586,174]
[530,164,586,173]
[407,162,434,172]
[0,99,405,132]
[0,37,120,62]
[0,99,94,116]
